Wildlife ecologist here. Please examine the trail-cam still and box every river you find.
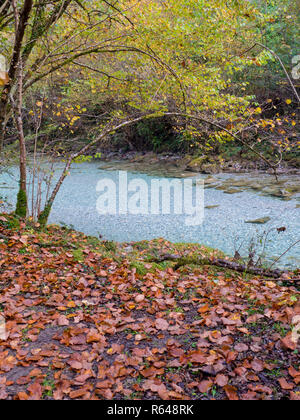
[0,160,299,269]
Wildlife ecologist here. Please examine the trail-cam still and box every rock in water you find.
[205,205,220,209]
[245,217,271,225]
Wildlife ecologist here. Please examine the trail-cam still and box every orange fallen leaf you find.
[27,381,42,400]
[86,329,102,343]
[69,389,89,399]
[278,378,294,390]
[198,304,210,314]
[224,385,239,400]
[281,333,297,351]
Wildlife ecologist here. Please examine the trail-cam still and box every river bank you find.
[99,150,300,176]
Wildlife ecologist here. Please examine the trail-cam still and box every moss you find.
[130,261,147,276]
[72,249,84,262]
[187,155,208,171]
[150,261,172,271]
[173,256,211,270]
[103,240,117,253]
[38,204,52,227]
[15,188,27,218]
[0,213,20,230]
[86,236,101,248]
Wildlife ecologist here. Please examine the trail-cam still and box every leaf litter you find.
[0,214,299,400]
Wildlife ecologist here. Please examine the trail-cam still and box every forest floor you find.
[0,213,299,400]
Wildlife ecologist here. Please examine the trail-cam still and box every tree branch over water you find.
[38,109,282,225]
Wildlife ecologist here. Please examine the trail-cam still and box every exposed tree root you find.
[149,254,295,280]
[35,241,77,249]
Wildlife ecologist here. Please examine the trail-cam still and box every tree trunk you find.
[0,0,33,154]
[38,156,73,226]
[0,88,9,154]
[14,60,27,218]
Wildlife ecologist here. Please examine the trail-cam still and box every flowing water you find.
[1,161,299,269]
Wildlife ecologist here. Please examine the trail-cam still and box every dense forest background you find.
[1,0,299,157]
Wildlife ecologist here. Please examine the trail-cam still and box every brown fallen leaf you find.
[16,392,29,400]
[234,343,249,352]
[0,387,8,399]
[86,329,102,343]
[68,360,83,370]
[281,333,297,351]
[290,392,300,401]
[69,389,89,399]
[278,378,294,391]
[198,380,213,393]
[57,315,69,326]
[215,374,228,387]
[29,368,43,378]
[135,294,145,303]
[27,381,42,400]
[141,367,164,378]
[249,384,273,395]
[224,385,239,401]
[189,350,207,364]
[241,391,257,400]
[155,318,169,331]
[251,359,264,373]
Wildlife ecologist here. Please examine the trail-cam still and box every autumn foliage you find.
[0,214,299,400]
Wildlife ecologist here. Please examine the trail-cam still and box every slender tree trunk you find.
[14,60,27,218]
[38,156,73,226]
[0,111,5,154]
[0,87,10,154]
[0,0,33,154]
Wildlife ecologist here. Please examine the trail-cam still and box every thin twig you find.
[269,239,300,270]
[238,43,300,103]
